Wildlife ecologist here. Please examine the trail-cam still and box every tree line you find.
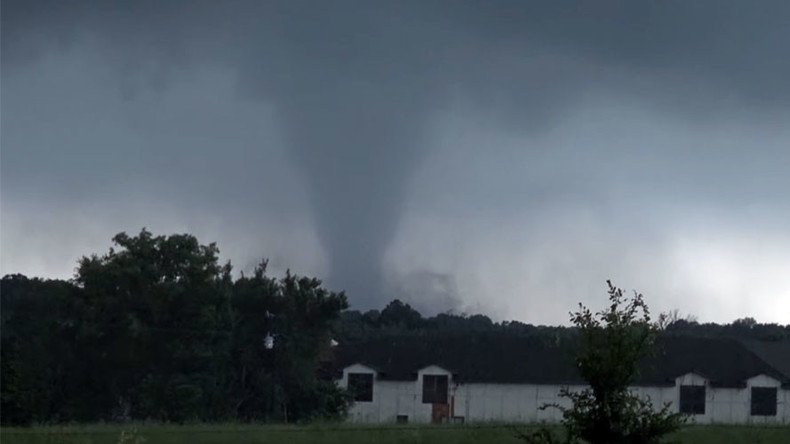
[338,299,790,343]
[2,230,348,425]
[2,229,788,426]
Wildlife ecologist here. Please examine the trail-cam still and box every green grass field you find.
[2,423,789,444]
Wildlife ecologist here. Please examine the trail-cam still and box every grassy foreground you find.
[2,423,789,444]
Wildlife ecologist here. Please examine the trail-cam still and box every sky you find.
[2,0,789,324]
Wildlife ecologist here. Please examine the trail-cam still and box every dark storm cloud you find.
[5,0,790,120]
[2,0,789,314]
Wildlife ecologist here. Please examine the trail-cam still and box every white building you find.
[333,336,790,424]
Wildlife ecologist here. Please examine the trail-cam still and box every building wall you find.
[452,383,584,423]
[340,366,789,425]
[671,373,789,425]
[745,374,788,425]
[340,364,454,423]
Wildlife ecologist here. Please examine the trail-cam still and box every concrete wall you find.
[339,366,789,424]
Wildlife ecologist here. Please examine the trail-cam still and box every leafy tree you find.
[270,270,350,421]
[229,260,351,422]
[73,229,234,421]
[1,275,80,424]
[378,299,423,328]
[1,229,353,425]
[519,281,685,444]
[229,261,280,419]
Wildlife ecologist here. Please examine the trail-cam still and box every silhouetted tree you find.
[230,261,350,421]
[270,270,350,421]
[1,229,351,425]
[74,229,234,421]
[1,275,80,424]
[379,299,423,328]
[518,281,685,444]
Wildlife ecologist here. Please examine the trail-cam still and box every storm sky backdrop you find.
[2,0,789,324]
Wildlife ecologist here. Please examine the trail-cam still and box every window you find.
[396,415,408,424]
[422,374,448,404]
[679,385,706,414]
[348,373,373,402]
[751,387,777,416]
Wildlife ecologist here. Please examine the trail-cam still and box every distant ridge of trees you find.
[337,298,790,343]
[2,229,788,426]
